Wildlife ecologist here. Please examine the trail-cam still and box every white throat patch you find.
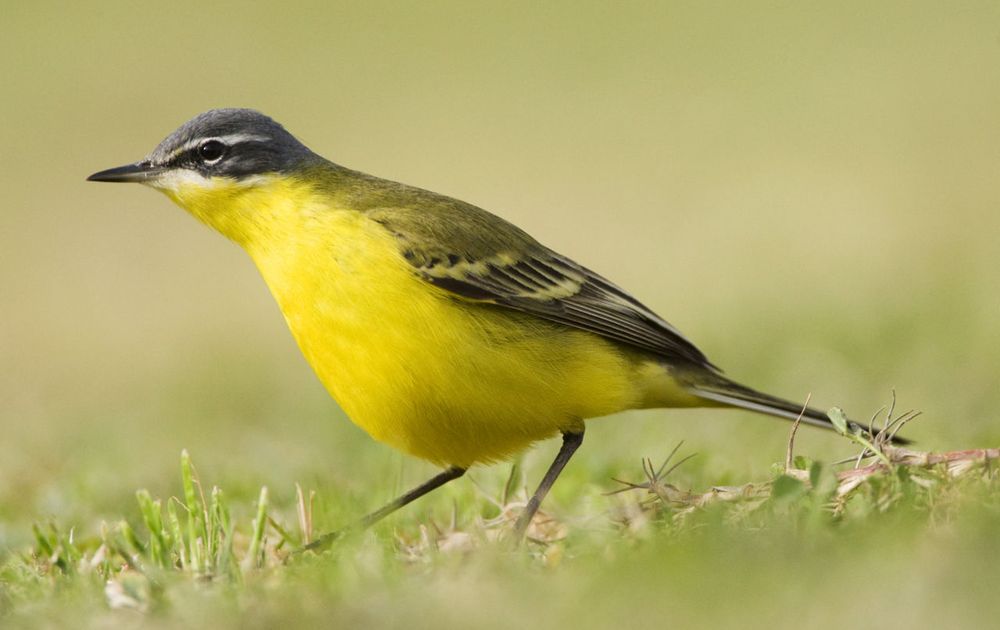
[146,169,272,192]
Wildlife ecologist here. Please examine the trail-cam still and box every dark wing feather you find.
[364,198,716,370]
[411,248,715,370]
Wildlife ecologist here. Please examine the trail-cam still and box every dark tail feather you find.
[688,377,912,445]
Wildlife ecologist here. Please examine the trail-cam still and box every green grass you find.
[3,412,998,629]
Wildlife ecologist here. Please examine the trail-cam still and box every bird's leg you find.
[511,429,585,544]
[304,466,466,551]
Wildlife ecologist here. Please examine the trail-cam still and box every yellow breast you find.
[163,176,680,467]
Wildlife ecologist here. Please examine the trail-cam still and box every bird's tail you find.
[685,374,911,445]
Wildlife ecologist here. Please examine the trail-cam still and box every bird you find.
[88,108,901,545]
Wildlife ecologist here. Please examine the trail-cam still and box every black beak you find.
[87,161,165,183]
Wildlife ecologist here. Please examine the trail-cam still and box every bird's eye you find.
[198,140,226,163]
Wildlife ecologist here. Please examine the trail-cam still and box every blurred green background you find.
[1,1,999,625]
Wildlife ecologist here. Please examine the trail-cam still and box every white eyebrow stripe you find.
[161,133,271,163]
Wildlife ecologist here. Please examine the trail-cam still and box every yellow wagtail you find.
[89,109,902,544]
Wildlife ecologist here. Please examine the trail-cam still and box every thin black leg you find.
[305,466,466,551]
[512,429,585,543]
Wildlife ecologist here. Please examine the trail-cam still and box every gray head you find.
[88,108,319,186]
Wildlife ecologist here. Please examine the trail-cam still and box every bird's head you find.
[88,108,323,241]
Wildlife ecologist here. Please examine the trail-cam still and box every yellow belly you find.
[247,210,665,467]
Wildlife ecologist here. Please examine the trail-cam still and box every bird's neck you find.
[158,171,342,252]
